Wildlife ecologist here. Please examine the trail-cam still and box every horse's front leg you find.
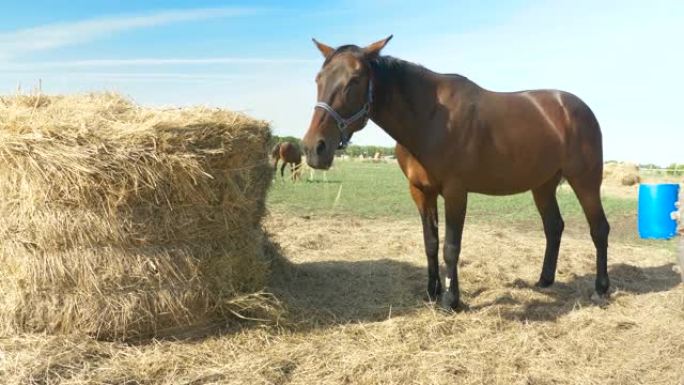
[441,188,467,310]
[409,184,440,301]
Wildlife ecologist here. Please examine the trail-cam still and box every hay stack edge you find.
[0,93,275,340]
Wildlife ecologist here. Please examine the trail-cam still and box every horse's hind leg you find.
[409,184,441,301]
[280,162,287,179]
[290,163,300,182]
[532,172,564,287]
[566,172,610,296]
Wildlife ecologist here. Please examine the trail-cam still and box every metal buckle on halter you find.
[337,102,370,149]
[337,122,351,149]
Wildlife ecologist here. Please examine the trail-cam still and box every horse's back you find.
[506,89,604,178]
[436,85,604,194]
[499,89,601,147]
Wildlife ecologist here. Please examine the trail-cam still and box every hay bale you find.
[603,162,640,186]
[620,174,640,186]
[0,93,275,340]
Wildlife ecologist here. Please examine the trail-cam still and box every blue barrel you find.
[638,184,680,239]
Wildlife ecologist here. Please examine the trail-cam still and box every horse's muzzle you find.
[305,152,333,170]
[303,140,334,170]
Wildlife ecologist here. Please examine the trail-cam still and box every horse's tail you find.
[271,143,282,159]
[270,143,282,169]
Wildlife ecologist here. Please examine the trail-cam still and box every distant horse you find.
[302,36,610,310]
[271,141,303,181]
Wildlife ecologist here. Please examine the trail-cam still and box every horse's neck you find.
[369,63,441,161]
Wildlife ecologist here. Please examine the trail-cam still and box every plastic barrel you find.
[638,183,680,239]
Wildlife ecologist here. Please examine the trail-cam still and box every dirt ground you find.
[1,213,682,384]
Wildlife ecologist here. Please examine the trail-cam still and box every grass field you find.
[269,160,663,248]
[2,158,682,384]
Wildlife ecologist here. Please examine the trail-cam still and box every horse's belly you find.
[467,183,534,196]
[459,157,560,195]
[464,176,539,195]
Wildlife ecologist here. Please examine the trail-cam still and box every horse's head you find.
[302,36,392,169]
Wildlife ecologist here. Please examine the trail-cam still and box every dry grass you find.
[0,93,277,340]
[1,214,682,384]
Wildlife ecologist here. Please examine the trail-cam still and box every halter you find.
[314,80,373,149]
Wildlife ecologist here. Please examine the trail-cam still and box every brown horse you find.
[302,36,610,310]
[272,141,303,181]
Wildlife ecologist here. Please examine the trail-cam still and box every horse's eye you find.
[345,78,360,94]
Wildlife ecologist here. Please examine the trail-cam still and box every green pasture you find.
[267,160,670,249]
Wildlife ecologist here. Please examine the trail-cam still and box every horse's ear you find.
[312,38,335,58]
[363,35,393,58]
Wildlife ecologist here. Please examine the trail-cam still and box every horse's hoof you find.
[423,294,438,304]
[439,292,462,312]
[535,277,555,288]
[424,293,440,303]
[425,281,442,302]
[595,276,610,296]
[590,291,610,305]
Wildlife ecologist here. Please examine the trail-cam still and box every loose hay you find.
[1,215,682,384]
[0,93,276,340]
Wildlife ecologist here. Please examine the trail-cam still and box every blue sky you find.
[1,1,682,165]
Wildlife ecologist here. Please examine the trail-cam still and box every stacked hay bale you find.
[0,93,274,340]
[603,162,640,186]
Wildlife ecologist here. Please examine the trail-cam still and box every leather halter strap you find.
[314,80,373,149]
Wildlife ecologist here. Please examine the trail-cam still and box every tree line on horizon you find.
[274,136,682,170]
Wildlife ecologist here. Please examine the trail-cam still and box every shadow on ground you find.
[267,233,681,328]
[267,240,427,327]
[468,263,682,322]
[147,237,681,341]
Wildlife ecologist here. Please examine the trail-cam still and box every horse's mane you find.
[372,55,471,84]
[324,46,472,105]
[324,44,470,84]
[370,55,433,83]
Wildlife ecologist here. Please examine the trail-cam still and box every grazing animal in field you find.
[301,36,611,310]
[271,141,303,181]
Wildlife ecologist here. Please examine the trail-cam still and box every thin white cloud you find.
[42,72,254,82]
[0,7,260,59]
[0,57,317,70]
